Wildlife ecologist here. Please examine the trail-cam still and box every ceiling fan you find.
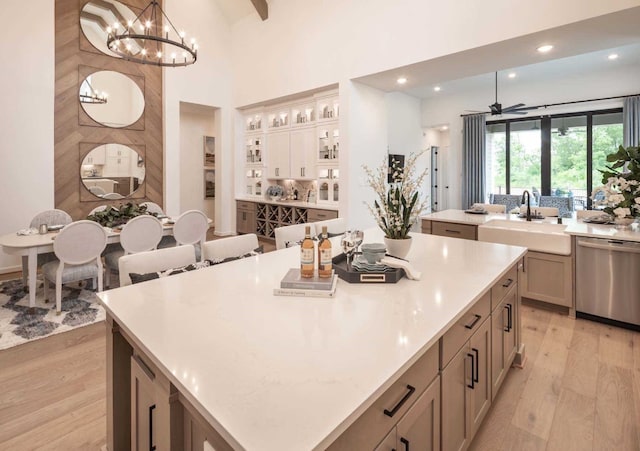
[486,72,538,116]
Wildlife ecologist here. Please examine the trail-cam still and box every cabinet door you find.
[441,344,471,451]
[503,288,518,370]
[290,128,316,179]
[236,209,255,234]
[374,429,396,451]
[491,286,518,400]
[131,356,157,451]
[521,251,572,307]
[396,376,440,451]
[468,318,491,438]
[266,131,290,179]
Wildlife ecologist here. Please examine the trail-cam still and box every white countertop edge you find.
[235,196,339,211]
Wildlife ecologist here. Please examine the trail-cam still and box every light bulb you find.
[171,53,176,61]
[106,26,112,33]
[182,51,188,58]
[179,31,185,38]
[191,38,196,44]
[145,20,151,28]
[113,22,120,30]
[141,48,147,56]
[156,51,162,58]
[164,25,169,33]
[114,40,120,46]
[193,44,199,51]
[127,20,133,27]
[125,44,132,51]
[139,24,144,31]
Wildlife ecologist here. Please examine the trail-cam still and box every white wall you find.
[231,0,640,107]
[164,0,234,234]
[421,63,640,208]
[179,104,217,220]
[0,0,54,272]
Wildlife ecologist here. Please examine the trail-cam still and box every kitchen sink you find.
[477,219,571,255]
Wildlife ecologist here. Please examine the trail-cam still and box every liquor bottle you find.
[317,226,332,278]
[300,225,315,278]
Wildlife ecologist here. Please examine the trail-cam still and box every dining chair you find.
[89,186,106,196]
[313,217,347,236]
[489,194,522,213]
[41,220,108,314]
[172,210,209,261]
[202,234,259,261]
[275,223,316,250]
[140,201,165,215]
[102,192,125,200]
[471,203,506,213]
[22,209,73,287]
[118,245,196,287]
[104,215,164,287]
[539,196,573,217]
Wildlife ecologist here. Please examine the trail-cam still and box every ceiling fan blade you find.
[501,103,526,112]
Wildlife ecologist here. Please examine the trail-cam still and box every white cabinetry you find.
[289,127,316,180]
[318,167,339,204]
[317,123,339,162]
[266,131,290,179]
[85,146,105,165]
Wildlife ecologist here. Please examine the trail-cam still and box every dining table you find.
[0,221,177,309]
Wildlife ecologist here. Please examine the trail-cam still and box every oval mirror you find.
[80,0,138,58]
[81,144,145,199]
[80,71,144,128]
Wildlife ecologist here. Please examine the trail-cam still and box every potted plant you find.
[86,202,155,228]
[266,185,284,201]
[363,152,429,258]
[592,145,640,228]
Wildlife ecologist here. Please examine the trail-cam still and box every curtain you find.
[623,96,640,147]
[462,114,486,208]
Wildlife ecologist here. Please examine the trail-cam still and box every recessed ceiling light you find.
[441,125,449,131]
[434,86,441,92]
[537,44,553,53]
[508,72,517,79]
[608,53,619,60]
[397,77,407,84]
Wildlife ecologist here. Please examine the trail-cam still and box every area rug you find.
[0,278,105,351]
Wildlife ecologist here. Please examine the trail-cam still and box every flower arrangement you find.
[592,145,640,220]
[363,152,429,239]
[266,185,284,198]
[86,202,155,227]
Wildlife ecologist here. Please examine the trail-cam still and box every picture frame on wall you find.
[204,169,215,199]
[204,136,215,167]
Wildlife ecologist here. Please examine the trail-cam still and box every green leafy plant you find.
[592,145,640,219]
[86,202,155,227]
[363,152,429,239]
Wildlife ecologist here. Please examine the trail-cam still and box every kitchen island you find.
[99,229,526,450]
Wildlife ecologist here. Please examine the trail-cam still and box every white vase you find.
[384,236,412,259]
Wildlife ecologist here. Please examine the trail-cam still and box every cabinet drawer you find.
[421,219,432,234]
[236,201,255,212]
[327,344,439,451]
[431,221,477,240]
[307,208,338,222]
[440,292,491,369]
[490,264,517,311]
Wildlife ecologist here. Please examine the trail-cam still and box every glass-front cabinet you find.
[291,102,315,127]
[316,95,339,121]
[245,168,263,197]
[245,136,264,164]
[317,167,339,204]
[267,107,290,130]
[245,112,263,132]
[317,124,339,162]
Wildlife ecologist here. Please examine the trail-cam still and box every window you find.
[487,109,623,210]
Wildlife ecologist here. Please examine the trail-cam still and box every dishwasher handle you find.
[577,239,640,254]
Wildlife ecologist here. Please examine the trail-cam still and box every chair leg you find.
[56,275,62,315]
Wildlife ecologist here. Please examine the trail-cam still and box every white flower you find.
[613,207,631,218]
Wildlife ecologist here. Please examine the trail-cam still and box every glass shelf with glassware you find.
[316,95,339,122]
[317,124,339,162]
[245,169,263,197]
[245,112,263,132]
[291,102,315,127]
[245,136,264,165]
[267,107,290,130]
[317,167,339,204]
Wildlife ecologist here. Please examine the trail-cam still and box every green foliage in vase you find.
[86,202,156,227]
[363,152,429,239]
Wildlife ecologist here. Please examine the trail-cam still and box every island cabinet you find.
[326,344,440,451]
[426,220,478,241]
[491,266,519,398]
[440,293,492,451]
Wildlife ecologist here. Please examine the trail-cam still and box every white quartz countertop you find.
[98,229,525,450]
[236,196,339,211]
[422,209,640,243]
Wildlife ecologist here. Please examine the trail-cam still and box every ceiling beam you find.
[250,0,268,21]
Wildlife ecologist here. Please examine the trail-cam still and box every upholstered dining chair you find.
[202,234,259,261]
[102,192,125,200]
[539,195,573,217]
[22,209,74,288]
[118,245,196,287]
[314,217,347,236]
[275,223,316,250]
[104,215,164,287]
[489,194,522,213]
[41,220,108,314]
[172,210,209,261]
[140,201,165,215]
[471,203,506,213]
[89,186,106,196]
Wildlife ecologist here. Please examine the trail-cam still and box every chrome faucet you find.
[521,190,531,221]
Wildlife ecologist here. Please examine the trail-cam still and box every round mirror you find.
[80,71,144,128]
[80,0,139,58]
[81,144,145,199]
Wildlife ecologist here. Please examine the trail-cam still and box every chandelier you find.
[106,0,197,67]
[79,80,108,104]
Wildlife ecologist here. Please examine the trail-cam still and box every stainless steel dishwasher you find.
[576,236,640,328]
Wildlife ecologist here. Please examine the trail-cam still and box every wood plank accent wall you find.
[55,0,163,219]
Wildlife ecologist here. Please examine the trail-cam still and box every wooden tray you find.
[332,253,405,283]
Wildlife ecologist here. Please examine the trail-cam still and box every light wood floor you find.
[1,299,638,450]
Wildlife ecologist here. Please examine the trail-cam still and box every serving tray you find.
[332,253,405,283]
